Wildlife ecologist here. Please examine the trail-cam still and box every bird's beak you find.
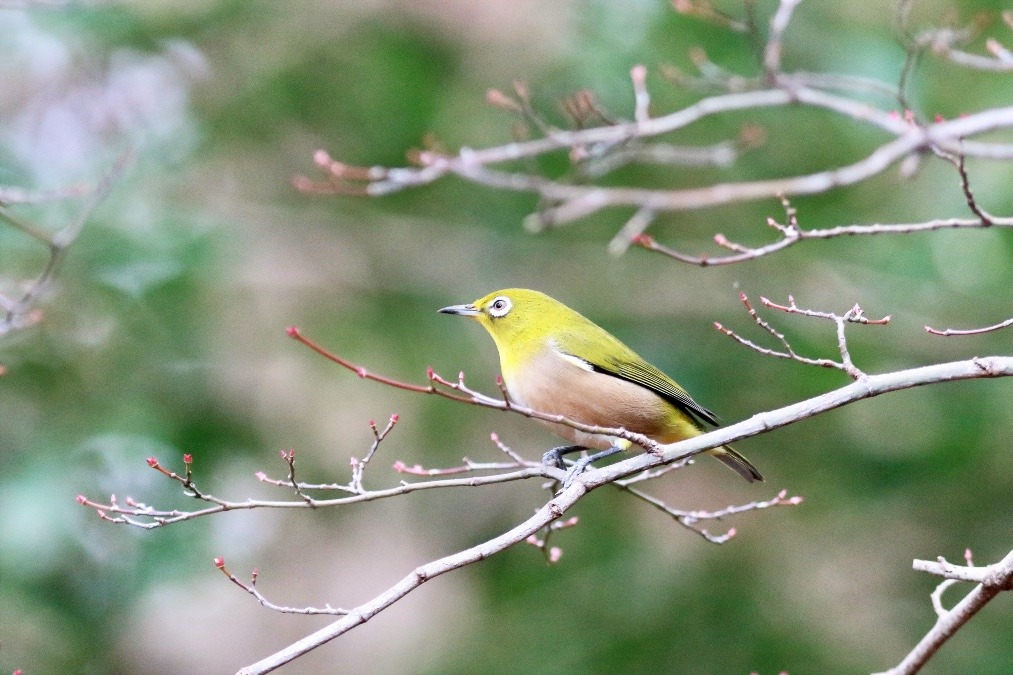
[438,303,480,316]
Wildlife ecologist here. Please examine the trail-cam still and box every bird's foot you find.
[542,445,584,469]
[558,446,623,490]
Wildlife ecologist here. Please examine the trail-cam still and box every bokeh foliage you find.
[2,0,1012,672]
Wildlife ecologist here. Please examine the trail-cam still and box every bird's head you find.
[439,288,565,350]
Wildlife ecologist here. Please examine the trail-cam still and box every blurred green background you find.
[2,0,1012,672]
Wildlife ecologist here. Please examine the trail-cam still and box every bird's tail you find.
[709,445,764,483]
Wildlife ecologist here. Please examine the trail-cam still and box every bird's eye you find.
[488,296,512,317]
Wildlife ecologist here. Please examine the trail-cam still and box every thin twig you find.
[925,316,1013,336]
[215,560,350,616]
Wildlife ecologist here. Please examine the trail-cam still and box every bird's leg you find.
[560,445,623,489]
[542,445,585,468]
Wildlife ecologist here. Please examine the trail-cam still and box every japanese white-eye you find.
[439,288,762,484]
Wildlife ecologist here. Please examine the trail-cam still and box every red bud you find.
[183,454,192,464]
[146,457,158,467]
[214,557,225,569]
[286,326,298,337]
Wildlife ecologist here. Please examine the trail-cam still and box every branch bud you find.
[214,556,226,569]
[485,88,521,112]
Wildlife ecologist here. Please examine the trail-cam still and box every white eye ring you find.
[488,296,512,317]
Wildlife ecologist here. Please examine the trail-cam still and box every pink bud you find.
[76,495,87,504]
[426,366,435,379]
[390,413,399,423]
[286,326,298,337]
[183,454,192,464]
[548,547,563,563]
[146,457,158,467]
[255,471,267,480]
[392,461,407,472]
[214,557,225,569]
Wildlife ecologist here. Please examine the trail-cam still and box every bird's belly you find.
[505,356,698,450]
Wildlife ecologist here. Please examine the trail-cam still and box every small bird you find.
[439,288,762,485]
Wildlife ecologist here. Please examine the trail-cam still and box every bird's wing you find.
[557,326,719,427]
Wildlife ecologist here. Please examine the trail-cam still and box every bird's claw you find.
[560,456,595,490]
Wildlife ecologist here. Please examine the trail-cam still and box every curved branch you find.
[237,354,1013,673]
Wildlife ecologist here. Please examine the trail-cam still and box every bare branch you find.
[876,548,1013,675]
[763,0,802,76]
[926,316,1013,336]
[635,195,1013,267]
[615,484,802,543]
[630,65,651,124]
[297,77,1013,232]
[715,293,889,380]
[286,326,663,455]
[78,456,549,529]
[1,153,131,335]
[235,354,1013,673]
[215,559,350,616]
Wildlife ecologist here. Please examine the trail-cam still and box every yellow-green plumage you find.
[439,288,762,483]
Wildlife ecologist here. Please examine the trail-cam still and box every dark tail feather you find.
[710,445,764,483]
